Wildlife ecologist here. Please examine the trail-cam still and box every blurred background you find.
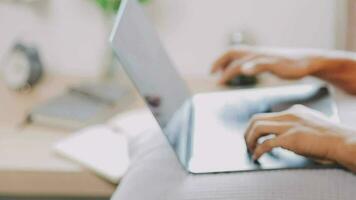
[0,0,355,199]
[0,0,353,78]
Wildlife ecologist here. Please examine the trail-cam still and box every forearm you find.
[234,45,356,60]
[309,57,356,94]
[252,47,356,94]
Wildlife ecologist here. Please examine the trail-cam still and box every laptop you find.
[110,0,339,174]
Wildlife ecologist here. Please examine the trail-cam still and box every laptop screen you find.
[110,0,191,126]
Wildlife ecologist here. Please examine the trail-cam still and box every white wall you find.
[0,0,347,77]
[0,0,109,77]
[146,0,347,75]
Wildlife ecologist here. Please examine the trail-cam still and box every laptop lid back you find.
[110,0,191,126]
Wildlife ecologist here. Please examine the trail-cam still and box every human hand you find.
[211,50,321,85]
[244,104,356,172]
[211,49,356,94]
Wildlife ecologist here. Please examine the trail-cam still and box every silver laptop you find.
[110,0,339,174]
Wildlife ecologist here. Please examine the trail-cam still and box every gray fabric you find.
[111,129,356,200]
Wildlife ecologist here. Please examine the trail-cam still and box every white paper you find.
[53,125,130,183]
[108,108,160,138]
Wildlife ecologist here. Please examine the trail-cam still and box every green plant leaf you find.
[96,0,148,13]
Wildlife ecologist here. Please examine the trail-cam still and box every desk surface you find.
[1,74,355,198]
[0,74,231,198]
[0,75,118,198]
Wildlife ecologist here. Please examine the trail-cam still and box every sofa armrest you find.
[111,129,356,200]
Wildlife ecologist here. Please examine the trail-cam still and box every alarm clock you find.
[1,43,43,90]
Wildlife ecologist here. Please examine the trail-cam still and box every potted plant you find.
[95,0,150,14]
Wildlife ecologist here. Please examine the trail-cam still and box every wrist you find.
[308,57,356,77]
[333,131,356,171]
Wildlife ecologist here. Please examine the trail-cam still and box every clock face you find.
[2,51,32,90]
